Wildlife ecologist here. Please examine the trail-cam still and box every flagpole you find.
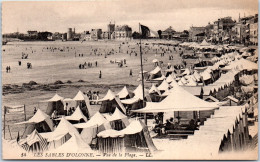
[139,23,147,125]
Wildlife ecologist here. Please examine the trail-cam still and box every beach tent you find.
[121,84,150,111]
[157,80,170,91]
[182,68,192,76]
[99,89,126,114]
[40,117,81,150]
[149,66,162,80]
[16,109,54,135]
[117,86,133,99]
[74,112,111,145]
[104,108,130,130]
[18,129,48,153]
[149,84,162,102]
[48,134,91,153]
[44,94,65,116]
[132,85,219,113]
[170,78,179,88]
[184,106,248,156]
[165,66,176,77]
[166,74,175,83]
[97,119,157,154]
[133,84,150,100]
[149,84,161,95]
[200,39,211,46]
[73,90,93,118]
[65,106,88,123]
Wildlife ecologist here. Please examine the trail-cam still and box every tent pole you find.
[3,106,6,139]
[139,23,147,125]
[24,105,27,136]
[8,125,12,140]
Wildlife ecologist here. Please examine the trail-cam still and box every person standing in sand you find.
[99,70,102,79]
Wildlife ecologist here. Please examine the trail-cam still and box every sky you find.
[2,0,258,34]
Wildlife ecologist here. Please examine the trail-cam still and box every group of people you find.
[43,46,75,53]
[85,90,100,100]
[153,114,200,136]
[21,52,29,59]
[5,66,11,73]
[79,61,98,69]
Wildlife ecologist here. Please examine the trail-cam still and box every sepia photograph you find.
[1,0,259,160]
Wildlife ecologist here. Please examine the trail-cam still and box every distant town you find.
[3,13,258,46]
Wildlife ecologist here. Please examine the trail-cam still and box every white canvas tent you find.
[99,89,126,114]
[133,86,219,113]
[15,109,54,132]
[65,106,88,122]
[48,134,92,153]
[97,120,157,153]
[73,90,93,118]
[149,66,162,80]
[117,86,131,99]
[40,117,80,142]
[157,80,170,91]
[200,39,211,46]
[73,112,110,129]
[149,84,161,95]
[74,112,111,145]
[44,94,65,116]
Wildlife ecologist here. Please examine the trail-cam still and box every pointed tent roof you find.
[15,109,54,131]
[133,84,149,100]
[108,107,127,121]
[99,89,116,101]
[16,109,49,124]
[157,80,170,91]
[149,66,161,75]
[149,84,161,95]
[200,39,210,46]
[97,120,143,138]
[52,134,91,153]
[46,94,64,102]
[133,86,218,113]
[170,79,179,88]
[65,106,88,122]
[166,75,175,83]
[182,68,191,75]
[73,112,109,129]
[185,77,198,86]
[73,90,87,101]
[193,70,201,81]
[40,117,80,141]
[117,86,130,99]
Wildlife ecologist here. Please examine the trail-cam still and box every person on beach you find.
[6,66,8,73]
[99,70,102,79]
[130,69,133,76]
[34,107,37,114]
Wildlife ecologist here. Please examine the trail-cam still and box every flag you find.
[21,143,30,152]
[140,24,150,38]
[35,131,48,151]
